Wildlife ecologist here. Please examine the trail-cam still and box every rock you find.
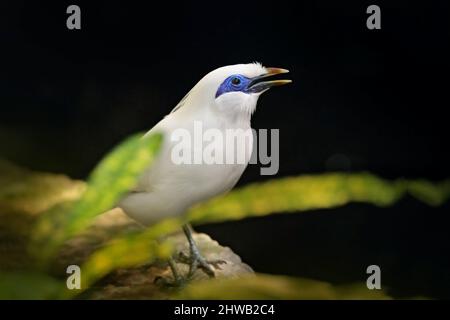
[51,208,253,299]
[166,232,254,280]
[0,160,254,299]
[84,230,254,300]
[54,208,143,272]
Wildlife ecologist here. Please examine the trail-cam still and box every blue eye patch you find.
[215,74,252,98]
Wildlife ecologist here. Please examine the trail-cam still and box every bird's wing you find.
[168,87,193,114]
[129,86,190,193]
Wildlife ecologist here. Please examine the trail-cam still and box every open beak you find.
[247,67,292,93]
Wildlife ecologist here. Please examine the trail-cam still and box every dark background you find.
[1,1,449,298]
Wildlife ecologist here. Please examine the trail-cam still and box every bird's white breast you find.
[118,108,253,226]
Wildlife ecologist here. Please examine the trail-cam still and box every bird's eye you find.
[231,77,241,86]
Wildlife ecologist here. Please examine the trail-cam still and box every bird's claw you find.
[153,252,227,287]
[153,275,187,288]
[177,251,227,278]
[153,257,186,288]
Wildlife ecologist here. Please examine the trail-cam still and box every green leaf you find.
[74,173,449,294]
[187,173,450,224]
[176,273,391,300]
[31,132,163,263]
[407,179,450,206]
[0,271,65,300]
[63,218,181,298]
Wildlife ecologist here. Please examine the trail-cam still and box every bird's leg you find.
[155,224,226,286]
[154,257,186,287]
[168,257,181,283]
[179,224,226,278]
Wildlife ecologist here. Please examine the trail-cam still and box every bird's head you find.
[172,63,291,123]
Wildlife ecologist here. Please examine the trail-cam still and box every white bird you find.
[118,63,291,283]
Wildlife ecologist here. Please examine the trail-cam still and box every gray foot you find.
[180,224,227,278]
[154,224,227,286]
[177,251,226,278]
[153,253,226,287]
[153,257,187,287]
